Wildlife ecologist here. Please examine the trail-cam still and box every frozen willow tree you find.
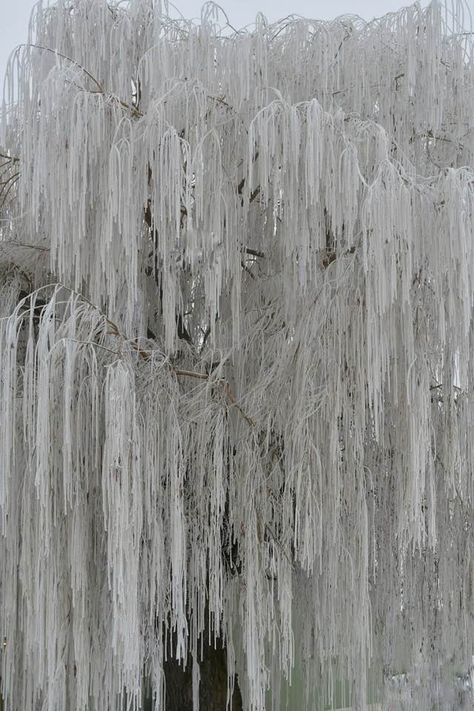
[1,0,474,709]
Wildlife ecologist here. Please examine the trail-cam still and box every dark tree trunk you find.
[163,643,243,711]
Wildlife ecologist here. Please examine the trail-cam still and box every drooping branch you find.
[2,3,474,711]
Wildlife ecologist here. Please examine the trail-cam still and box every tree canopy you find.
[1,0,474,709]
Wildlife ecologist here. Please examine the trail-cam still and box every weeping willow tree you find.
[1,0,474,709]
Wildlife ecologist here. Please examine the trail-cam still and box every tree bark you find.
[163,643,242,711]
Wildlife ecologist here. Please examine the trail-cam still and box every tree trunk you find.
[163,643,242,711]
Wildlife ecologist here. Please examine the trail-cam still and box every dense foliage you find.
[1,0,474,708]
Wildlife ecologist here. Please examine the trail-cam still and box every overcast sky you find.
[1,0,472,86]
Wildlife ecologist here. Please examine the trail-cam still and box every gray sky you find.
[1,0,472,87]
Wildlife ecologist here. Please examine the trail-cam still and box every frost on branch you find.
[1,0,474,709]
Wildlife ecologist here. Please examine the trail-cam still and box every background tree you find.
[1,0,474,709]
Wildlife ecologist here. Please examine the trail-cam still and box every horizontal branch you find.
[243,247,265,258]
[0,152,20,163]
[0,240,50,252]
[21,43,104,93]
[173,369,208,380]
